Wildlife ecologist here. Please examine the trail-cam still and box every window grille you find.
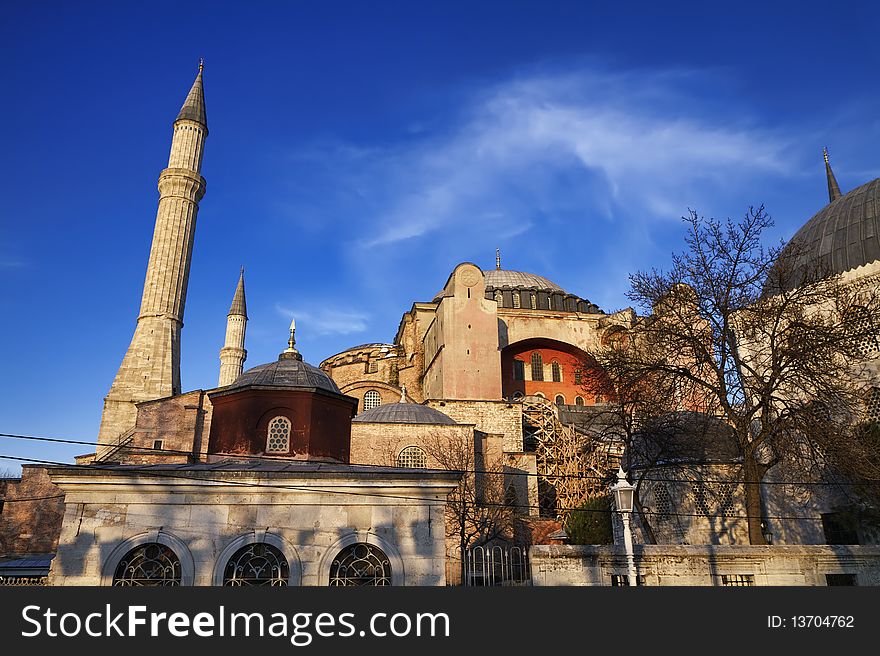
[397,446,427,468]
[845,306,878,356]
[329,543,392,586]
[530,293,537,309]
[692,482,711,516]
[363,390,381,411]
[551,361,561,382]
[113,543,181,586]
[866,388,880,423]
[653,483,672,522]
[512,292,521,308]
[266,416,291,453]
[223,543,289,586]
[721,574,754,586]
[531,353,544,381]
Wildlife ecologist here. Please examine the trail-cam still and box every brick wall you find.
[0,466,64,556]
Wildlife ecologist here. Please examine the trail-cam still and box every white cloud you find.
[311,67,797,249]
[275,304,369,336]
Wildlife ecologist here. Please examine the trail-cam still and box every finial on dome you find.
[400,385,407,403]
[824,147,842,202]
[281,318,302,360]
[199,58,204,74]
[496,248,501,270]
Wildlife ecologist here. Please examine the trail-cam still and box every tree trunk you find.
[742,456,767,545]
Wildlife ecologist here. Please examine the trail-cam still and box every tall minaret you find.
[218,268,248,386]
[96,62,208,457]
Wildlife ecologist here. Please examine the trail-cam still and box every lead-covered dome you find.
[227,352,341,393]
[774,177,880,291]
[484,269,565,293]
[352,402,457,425]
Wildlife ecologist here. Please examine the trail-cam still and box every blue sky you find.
[1,1,879,473]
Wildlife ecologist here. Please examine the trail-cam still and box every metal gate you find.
[462,545,531,586]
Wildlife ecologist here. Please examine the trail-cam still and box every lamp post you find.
[611,466,637,586]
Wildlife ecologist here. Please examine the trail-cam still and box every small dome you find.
[774,177,880,291]
[352,402,457,425]
[228,354,341,393]
[484,269,565,292]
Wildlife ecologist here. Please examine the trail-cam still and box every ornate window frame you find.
[212,531,302,586]
[101,530,194,586]
[266,415,291,453]
[363,390,381,411]
[318,531,404,586]
[396,445,428,468]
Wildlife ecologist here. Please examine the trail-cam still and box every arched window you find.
[512,391,524,399]
[530,293,537,309]
[534,392,545,398]
[223,543,289,586]
[531,352,544,381]
[494,290,503,304]
[575,396,584,406]
[551,361,561,382]
[513,359,525,381]
[266,416,291,453]
[113,543,181,586]
[363,390,381,411]
[595,394,604,404]
[397,446,427,468]
[512,292,521,308]
[329,543,392,586]
[555,394,565,405]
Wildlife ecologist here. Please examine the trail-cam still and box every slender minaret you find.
[824,147,842,202]
[218,268,248,386]
[97,62,208,458]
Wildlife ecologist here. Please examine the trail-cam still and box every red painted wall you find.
[207,388,357,462]
[501,339,608,405]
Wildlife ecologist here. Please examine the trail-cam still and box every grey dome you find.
[774,178,880,291]
[227,354,341,393]
[484,269,565,292]
[352,402,457,425]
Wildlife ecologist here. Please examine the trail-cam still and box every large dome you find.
[226,353,341,393]
[352,402,457,425]
[775,177,880,291]
[484,269,565,293]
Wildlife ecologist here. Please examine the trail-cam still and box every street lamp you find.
[611,466,637,586]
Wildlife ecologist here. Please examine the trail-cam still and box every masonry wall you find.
[48,471,455,586]
[350,422,474,467]
[426,400,524,453]
[530,544,880,585]
[0,466,65,557]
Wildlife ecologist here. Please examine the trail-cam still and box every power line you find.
[2,431,877,487]
[0,453,843,522]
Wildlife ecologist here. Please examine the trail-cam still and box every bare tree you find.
[421,431,513,583]
[617,206,880,544]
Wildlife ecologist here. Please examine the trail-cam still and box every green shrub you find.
[564,496,614,544]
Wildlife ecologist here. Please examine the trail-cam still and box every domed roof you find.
[227,353,341,393]
[775,177,880,291]
[352,402,457,425]
[484,269,565,292]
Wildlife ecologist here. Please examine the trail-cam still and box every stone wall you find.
[426,400,524,453]
[530,544,880,586]
[0,466,65,557]
[47,466,458,586]
[350,422,474,467]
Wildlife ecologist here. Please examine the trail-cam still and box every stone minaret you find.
[218,268,248,386]
[96,63,208,458]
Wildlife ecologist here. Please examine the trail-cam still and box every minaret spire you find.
[218,268,248,386]
[496,248,501,270]
[97,67,209,458]
[824,147,842,203]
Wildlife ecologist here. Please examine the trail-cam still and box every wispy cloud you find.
[282,67,796,251]
[275,304,369,336]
